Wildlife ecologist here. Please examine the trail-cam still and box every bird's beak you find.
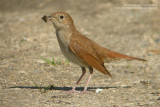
[46,16,56,22]
[46,16,52,20]
[42,15,56,22]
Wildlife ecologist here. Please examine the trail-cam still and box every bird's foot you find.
[61,90,77,93]
[78,90,88,94]
[61,89,89,94]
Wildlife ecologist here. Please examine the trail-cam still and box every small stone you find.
[96,88,103,93]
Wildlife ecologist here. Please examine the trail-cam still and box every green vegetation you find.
[31,78,55,93]
[41,57,69,66]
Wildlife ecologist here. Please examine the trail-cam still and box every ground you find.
[0,0,160,107]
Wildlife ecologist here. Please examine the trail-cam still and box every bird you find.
[42,12,146,93]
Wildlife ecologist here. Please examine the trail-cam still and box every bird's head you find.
[42,12,75,31]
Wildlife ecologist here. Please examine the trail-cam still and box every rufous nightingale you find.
[42,12,146,93]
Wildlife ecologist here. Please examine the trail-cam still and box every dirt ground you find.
[0,0,160,107]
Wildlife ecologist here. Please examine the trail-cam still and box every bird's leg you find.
[62,67,86,93]
[81,67,93,93]
[71,67,86,92]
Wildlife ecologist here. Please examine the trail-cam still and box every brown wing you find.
[69,33,111,76]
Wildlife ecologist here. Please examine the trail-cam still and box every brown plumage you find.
[69,32,112,76]
[42,12,146,93]
[69,32,146,77]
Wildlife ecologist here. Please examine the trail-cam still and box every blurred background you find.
[0,0,159,55]
[0,0,160,106]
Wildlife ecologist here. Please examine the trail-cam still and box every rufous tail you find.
[103,49,147,61]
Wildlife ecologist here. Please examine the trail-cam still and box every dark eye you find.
[60,15,64,19]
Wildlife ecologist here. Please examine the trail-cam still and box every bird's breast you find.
[56,30,71,51]
[56,31,88,67]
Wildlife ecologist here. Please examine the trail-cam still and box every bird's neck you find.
[55,27,74,48]
[55,23,77,39]
[63,24,76,33]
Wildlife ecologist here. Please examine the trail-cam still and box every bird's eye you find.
[60,15,64,19]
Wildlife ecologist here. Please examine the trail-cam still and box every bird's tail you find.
[102,49,147,62]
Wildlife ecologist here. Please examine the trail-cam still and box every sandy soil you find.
[0,0,160,106]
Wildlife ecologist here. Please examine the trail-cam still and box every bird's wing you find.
[69,33,111,76]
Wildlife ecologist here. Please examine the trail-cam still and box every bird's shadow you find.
[9,85,131,91]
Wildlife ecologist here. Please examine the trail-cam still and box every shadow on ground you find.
[9,85,131,91]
